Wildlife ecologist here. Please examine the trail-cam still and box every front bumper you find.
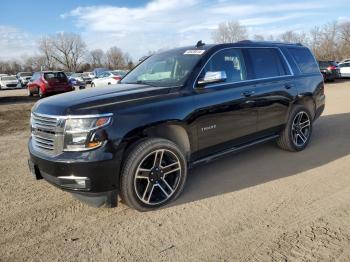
[28,137,122,200]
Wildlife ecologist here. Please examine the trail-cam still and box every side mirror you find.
[197,71,227,86]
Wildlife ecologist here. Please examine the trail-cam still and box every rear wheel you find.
[120,138,187,211]
[91,83,95,88]
[277,105,312,152]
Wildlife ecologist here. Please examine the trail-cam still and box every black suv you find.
[28,41,325,211]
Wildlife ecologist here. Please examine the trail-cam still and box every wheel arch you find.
[121,121,192,161]
[293,94,316,120]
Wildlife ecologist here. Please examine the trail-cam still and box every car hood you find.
[32,84,173,115]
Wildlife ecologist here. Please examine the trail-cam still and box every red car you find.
[27,71,73,98]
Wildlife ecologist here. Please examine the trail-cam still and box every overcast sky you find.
[0,0,349,60]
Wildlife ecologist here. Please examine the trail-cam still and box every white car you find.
[0,75,20,90]
[83,72,95,79]
[339,62,350,77]
[91,71,126,87]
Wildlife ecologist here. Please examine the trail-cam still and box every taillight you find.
[327,66,337,70]
[113,76,121,81]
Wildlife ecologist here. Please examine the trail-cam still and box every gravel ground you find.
[1,81,350,261]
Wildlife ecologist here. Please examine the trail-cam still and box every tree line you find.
[1,20,349,74]
[0,32,134,74]
[212,20,350,62]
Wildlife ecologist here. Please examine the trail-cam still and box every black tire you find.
[91,83,95,88]
[120,138,188,211]
[277,105,313,152]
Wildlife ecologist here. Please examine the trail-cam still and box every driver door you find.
[193,48,258,157]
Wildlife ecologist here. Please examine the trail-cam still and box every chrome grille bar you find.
[31,113,64,156]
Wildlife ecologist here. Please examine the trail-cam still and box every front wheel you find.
[120,138,188,211]
[277,105,312,152]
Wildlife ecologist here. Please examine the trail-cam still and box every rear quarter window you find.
[288,48,319,74]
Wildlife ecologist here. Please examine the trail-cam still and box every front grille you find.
[31,113,64,156]
[6,84,17,87]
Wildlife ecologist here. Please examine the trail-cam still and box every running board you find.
[191,135,279,167]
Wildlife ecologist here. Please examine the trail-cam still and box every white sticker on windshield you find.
[184,50,205,55]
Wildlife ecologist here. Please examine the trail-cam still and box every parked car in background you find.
[68,73,86,89]
[339,62,350,77]
[0,73,8,77]
[112,70,127,78]
[27,71,73,98]
[83,72,95,79]
[92,68,108,78]
[16,72,33,87]
[0,75,20,90]
[341,58,350,63]
[81,72,93,84]
[318,61,340,81]
[28,41,325,210]
[91,71,124,87]
[65,72,74,78]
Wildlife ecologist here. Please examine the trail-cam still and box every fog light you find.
[58,176,90,190]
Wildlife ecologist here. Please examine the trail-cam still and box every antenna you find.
[196,40,205,48]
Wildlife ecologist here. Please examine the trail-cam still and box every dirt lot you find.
[1,82,350,261]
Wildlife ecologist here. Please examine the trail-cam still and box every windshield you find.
[121,49,203,87]
[2,76,17,81]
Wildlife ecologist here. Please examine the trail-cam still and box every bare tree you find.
[38,36,55,70]
[89,49,105,68]
[253,34,265,41]
[38,33,87,71]
[212,21,248,43]
[338,21,350,60]
[51,32,87,71]
[106,46,126,69]
[278,30,308,45]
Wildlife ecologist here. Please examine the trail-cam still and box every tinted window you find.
[288,48,319,74]
[247,48,287,78]
[44,72,67,80]
[199,48,247,84]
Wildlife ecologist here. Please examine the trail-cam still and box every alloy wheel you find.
[291,111,311,147]
[134,149,182,205]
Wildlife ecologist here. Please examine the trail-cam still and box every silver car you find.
[16,72,33,87]
[0,75,20,90]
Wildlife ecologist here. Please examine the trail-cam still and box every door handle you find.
[284,83,295,89]
[242,90,255,97]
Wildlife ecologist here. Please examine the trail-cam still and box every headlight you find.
[63,114,112,151]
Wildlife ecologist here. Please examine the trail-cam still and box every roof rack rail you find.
[236,40,304,46]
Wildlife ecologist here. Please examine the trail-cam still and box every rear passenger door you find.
[245,48,297,134]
